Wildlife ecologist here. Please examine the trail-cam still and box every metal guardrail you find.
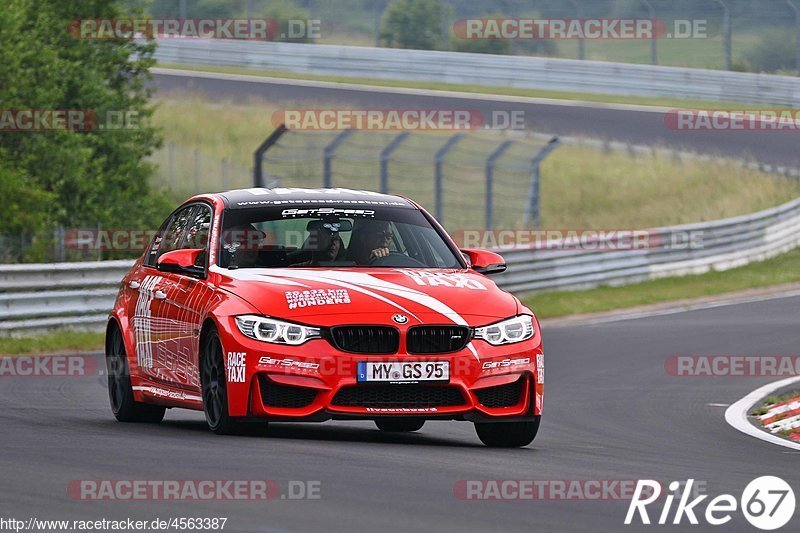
[153,39,800,106]
[3,198,800,334]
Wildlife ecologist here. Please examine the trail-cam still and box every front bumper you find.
[219,318,544,421]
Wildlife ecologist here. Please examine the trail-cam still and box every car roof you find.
[217,187,417,210]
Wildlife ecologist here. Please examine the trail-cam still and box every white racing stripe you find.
[214,267,481,361]
[217,268,468,325]
[724,376,800,451]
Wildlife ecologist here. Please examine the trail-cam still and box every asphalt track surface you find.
[153,71,800,168]
[2,295,799,532]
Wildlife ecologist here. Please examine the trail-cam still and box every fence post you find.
[53,226,65,263]
[640,0,657,64]
[789,1,800,74]
[567,0,585,60]
[323,129,354,188]
[253,124,288,188]
[193,149,200,193]
[714,0,732,70]
[434,133,464,223]
[524,137,560,228]
[485,140,514,230]
[380,132,410,194]
[168,142,175,188]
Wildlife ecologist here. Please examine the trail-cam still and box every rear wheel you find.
[201,329,244,435]
[106,325,165,423]
[474,417,540,448]
[375,418,425,432]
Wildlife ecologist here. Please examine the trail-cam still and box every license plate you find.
[357,361,449,383]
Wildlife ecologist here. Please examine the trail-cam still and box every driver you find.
[290,222,343,267]
[347,220,393,265]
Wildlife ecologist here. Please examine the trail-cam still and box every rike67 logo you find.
[626,477,795,530]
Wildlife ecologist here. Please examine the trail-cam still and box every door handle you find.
[129,281,140,290]
[154,290,167,300]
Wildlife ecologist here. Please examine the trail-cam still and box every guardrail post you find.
[789,1,800,74]
[253,124,288,188]
[323,129,354,188]
[485,140,514,230]
[434,133,464,223]
[641,0,657,64]
[380,132,410,194]
[524,137,560,228]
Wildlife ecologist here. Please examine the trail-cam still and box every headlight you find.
[235,315,321,345]
[473,315,534,346]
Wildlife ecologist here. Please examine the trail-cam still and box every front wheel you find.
[375,418,425,432]
[106,325,165,423]
[474,417,540,448]
[201,329,245,435]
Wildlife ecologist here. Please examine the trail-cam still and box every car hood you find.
[211,267,519,327]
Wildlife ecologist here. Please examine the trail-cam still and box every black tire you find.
[375,418,425,432]
[200,329,244,435]
[474,417,540,448]
[106,325,166,423]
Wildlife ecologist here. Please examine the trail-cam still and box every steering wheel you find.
[369,251,425,268]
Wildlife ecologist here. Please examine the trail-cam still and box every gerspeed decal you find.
[281,208,375,217]
[482,357,531,370]
[258,357,320,371]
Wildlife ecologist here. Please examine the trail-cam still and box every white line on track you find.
[545,288,800,327]
[725,376,800,451]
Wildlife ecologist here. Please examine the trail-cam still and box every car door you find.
[153,203,217,390]
[130,205,195,382]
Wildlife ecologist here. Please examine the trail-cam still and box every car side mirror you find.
[461,249,507,275]
[157,248,205,276]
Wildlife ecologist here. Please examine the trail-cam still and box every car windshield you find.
[217,205,463,269]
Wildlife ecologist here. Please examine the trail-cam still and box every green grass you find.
[526,248,800,319]
[156,62,762,110]
[0,331,105,356]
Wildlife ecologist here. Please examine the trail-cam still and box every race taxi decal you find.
[226,352,246,383]
[285,288,351,309]
[397,269,487,290]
